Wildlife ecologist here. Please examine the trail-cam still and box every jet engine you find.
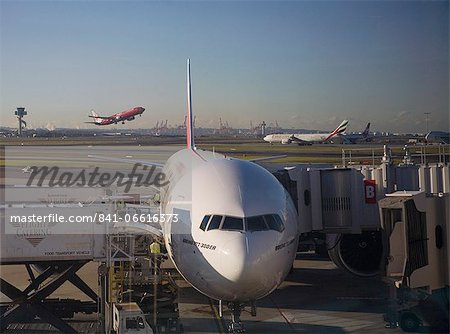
[327,231,383,277]
[127,116,135,121]
[281,138,292,144]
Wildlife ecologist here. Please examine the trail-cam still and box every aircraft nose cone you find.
[218,234,248,282]
[212,233,282,300]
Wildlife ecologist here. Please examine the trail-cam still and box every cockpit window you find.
[207,215,223,230]
[264,214,285,232]
[201,214,284,233]
[246,216,268,232]
[221,216,243,231]
[245,214,285,232]
[200,215,211,231]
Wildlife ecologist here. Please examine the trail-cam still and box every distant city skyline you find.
[1,1,448,133]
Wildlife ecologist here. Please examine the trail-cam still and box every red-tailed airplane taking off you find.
[85,106,145,125]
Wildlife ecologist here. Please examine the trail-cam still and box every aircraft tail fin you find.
[362,122,371,138]
[88,109,103,124]
[325,120,348,141]
[186,59,195,150]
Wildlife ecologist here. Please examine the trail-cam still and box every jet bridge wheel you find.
[399,312,421,332]
[328,231,382,277]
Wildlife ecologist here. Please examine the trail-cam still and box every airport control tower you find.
[14,107,27,136]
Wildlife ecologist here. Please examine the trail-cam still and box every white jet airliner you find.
[92,59,300,332]
[263,119,349,145]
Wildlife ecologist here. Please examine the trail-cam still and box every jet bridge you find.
[270,151,450,277]
[272,165,381,235]
[272,166,383,276]
[379,192,449,332]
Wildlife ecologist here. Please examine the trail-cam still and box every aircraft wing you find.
[289,136,311,144]
[88,155,165,168]
[87,115,115,119]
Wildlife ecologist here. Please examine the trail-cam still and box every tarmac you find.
[176,252,397,334]
[0,253,398,333]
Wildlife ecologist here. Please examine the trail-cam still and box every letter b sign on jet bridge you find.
[364,180,377,204]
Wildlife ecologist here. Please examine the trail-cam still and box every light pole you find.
[423,112,431,161]
[424,112,431,135]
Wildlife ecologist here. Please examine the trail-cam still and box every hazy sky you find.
[0,1,448,133]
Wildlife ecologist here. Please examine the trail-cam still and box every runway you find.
[1,144,400,333]
[2,145,181,188]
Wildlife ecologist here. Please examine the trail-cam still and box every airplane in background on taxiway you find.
[263,120,349,145]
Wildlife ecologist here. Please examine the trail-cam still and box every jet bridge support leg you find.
[0,261,96,333]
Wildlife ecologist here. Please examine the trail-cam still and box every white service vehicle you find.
[112,303,153,334]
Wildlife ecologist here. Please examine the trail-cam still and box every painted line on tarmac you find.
[208,298,226,334]
[337,296,385,300]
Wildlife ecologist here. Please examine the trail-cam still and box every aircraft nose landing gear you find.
[219,300,256,333]
[228,302,245,333]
